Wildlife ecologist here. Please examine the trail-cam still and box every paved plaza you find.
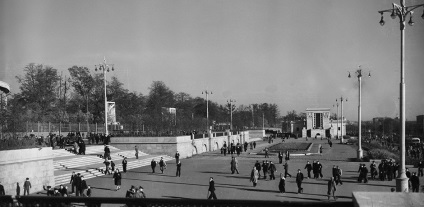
[38,137,424,202]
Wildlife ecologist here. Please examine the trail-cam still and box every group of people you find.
[69,172,90,197]
[221,141,256,156]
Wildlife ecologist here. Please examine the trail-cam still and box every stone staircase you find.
[53,151,145,169]
[54,155,174,186]
[52,149,76,158]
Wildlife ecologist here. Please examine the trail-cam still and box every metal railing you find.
[0,196,353,207]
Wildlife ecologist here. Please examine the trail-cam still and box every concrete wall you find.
[0,147,54,196]
[111,131,250,159]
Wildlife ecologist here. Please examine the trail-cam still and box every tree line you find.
[0,63,306,135]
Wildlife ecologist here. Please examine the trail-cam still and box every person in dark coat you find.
[370,161,377,180]
[151,159,157,173]
[75,174,82,196]
[406,168,411,189]
[278,151,283,164]
[278,173,286,193]
[70,172,77,194]
[86,186,92,197]
[80,176,88,197]
[122,158,127,173]
[253,141,256,149]
[255,161,262,179]
[159,157,167,173]
[23,178,31,196]
[410,172,420,192]
[207,177,217,200]
[284,162,292,178]
[244,141,248,152]
[175,151,180,164]
[0,182,5,196]
[113,169,122,191]
[223,142,227,156]
[296,169,304,194]
[125,186,135,198]
[418,161,424,177]
[304,161,312,178]
[43,185,54,196]
[312,161,318,178]
[269,161,277,180]
[111,161,116,172]
[16,182,20,197]
[262,161,268,180]
[317,161,323,178]
[176,161,182,177]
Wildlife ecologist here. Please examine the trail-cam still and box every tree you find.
[145,81,175,134]
[68,66,94,115]
[16,63,60,122]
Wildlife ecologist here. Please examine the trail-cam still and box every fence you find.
[0,196,354,207]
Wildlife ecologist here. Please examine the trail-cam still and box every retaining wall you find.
[0,147,54,196]
[110,131,250,159]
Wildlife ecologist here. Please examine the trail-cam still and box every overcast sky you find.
[1,0,423,121]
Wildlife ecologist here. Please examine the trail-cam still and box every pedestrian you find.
[410,172,420,192]
[327,177,337,201]
[269,161,277,180]
[320,146,323,155]
[304,161,312,178]
[329,140,333,148]
[111,160,115,172]
[175,151,180,164]
[125,186,135,198]
[135,145,139,159]
[335,166,343,185]
[244,141,248,152]
[104,158,111,175]
[250,142,253,150]
[16,182,20,197]
[176,161,182,177]
[43,185,54,196]
[284,162,292,178]
[370,161,377,180]
[250,167,259,187]
[23,178,31,196]
[70,171,77,194]
[122,157,127,173]
[278,173,286,193]
[253,141,256,149]
[151,159,157,173]
[0,182,5,196]
[134,186,146,198]
[230,157,239,174]
[113,169,122,191]
[207,177,217,200]
[86,185,92,197]
[264,148,269,158]
[255,161,262,179]
[223,142,227,156]
[296,169,304,194]
[418,161,424,177]
[75,173,81,196]
[262,161,268,180]
[285,151,290,161]
[317,161,323,178]
[406,168,411,189]
[159,157,167,173]
[63,186,69,197]
[278,151,283,164]
[80,176,88,197]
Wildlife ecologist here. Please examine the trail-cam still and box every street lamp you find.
[348,66,371,159]
[333,101,339,140]
[227,99,236,131]
[378,0,424,192]
[202,90,212,132]
[336,97,347,144]
[95,57,115,136]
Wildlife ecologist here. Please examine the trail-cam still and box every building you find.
[305,108,345,138]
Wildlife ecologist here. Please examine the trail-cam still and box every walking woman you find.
[327,177,337,200]
[278,173,286,193]
[113,169,122,191]
[250,166,259,187]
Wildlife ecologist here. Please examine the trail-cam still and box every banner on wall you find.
[107,101,116,124]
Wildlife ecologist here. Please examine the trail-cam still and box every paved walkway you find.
[37,137,423,203]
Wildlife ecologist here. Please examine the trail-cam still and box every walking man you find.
[207,177,217,200]
[176,161,182,177]
[410,172,420,192]
[255,161,262,179]
[296,169,304,194]
[269,161,277,180]
[23,178,31,196]
[175,151,180,164]
[135,146,139,159]
[159,157,167,174]
[230,157,239,174]
[284,162,292,178]
[122,157,127,173]
[418,161,423,177]
[370,161,377,180]
[70,172,77,194]
[278,151,283,164]
[335,166,343,185]
[278,173,286,193]
[151,159,157,173]
[317,161,323,178]
[304,161,312,178]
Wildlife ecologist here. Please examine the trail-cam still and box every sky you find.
[1,0,423,121]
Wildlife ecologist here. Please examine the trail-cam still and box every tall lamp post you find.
[95,57,115,136]
[227,99,236,131]
[202,90,212,132]
[337,97,347,143]
[348,66,371,159]
[333,101,339,140]
[378,0,424,192]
